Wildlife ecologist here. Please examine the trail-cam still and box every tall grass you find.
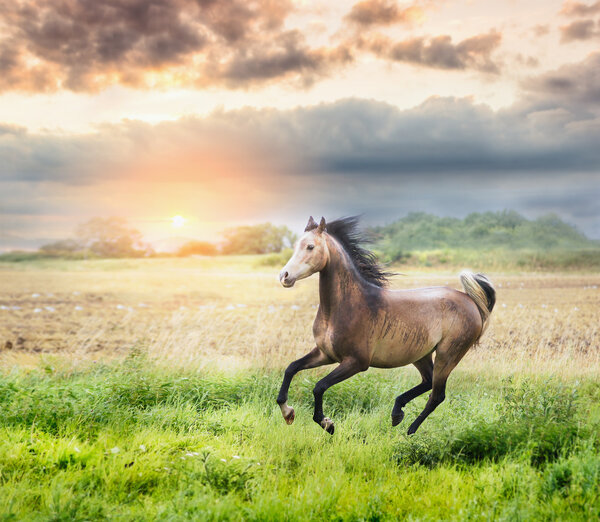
[0,356,598,520]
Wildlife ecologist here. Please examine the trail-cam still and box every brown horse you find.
[277,216,495,435]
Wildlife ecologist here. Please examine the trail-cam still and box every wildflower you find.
[44,306,55,312]
[220,458,227,462]
[110,447,120,454]
[116,304,125,310]
[32,293,40,298]
[139,444,147,452]
[33,308,42,313]
[74,306,84,311]
[290,305,300,310]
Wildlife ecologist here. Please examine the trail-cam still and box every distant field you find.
[0,257,598,374]
[0,257,599,519]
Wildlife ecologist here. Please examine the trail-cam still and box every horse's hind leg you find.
[406,339,473,435]
[277,347,332,424]
[391,353,433,427]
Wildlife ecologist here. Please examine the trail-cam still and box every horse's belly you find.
[369,341,433,368]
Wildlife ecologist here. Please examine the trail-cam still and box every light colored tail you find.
[459,270,496,338]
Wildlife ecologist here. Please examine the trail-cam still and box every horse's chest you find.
[313,316,342,362]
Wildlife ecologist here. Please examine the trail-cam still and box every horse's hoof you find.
[391,410,404,427]
[321,417,335,435]
[284,408,295,425]
[407,425,418,436]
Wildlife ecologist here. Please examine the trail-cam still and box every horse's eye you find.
[307,245,315,250]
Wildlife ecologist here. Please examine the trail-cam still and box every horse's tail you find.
[459,270,496,338]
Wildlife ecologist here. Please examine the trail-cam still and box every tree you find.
[221,223,297,255]
[75,217,153,257]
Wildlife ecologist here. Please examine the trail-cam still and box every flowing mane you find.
[326,216,392,288]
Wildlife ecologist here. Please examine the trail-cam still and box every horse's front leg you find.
[312,357,369,435]
[277,347,332,424]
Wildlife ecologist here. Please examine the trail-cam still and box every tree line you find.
[34,218,297,258]
[4,211,597,261]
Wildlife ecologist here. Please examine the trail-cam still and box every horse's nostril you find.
[284,271,289,279]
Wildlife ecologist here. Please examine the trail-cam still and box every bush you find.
[177,241,218,257]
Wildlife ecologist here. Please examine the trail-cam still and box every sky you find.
[1,0,599,251]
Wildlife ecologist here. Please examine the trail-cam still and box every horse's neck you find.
[318,237,364,315]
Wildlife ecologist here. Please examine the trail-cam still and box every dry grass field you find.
[1,257,598,375]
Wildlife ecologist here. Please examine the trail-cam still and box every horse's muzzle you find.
[279,270,296,288]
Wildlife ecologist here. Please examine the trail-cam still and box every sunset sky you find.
[1,0,599,250]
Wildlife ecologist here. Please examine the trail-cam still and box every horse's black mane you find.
[326,216,393,288]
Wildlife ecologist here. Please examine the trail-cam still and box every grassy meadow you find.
[0,256,599,520]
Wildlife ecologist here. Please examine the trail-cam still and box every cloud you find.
[560,19,600,41]
[355,31,502,73]
[345,0,426,27]
[522,51,600,108]
[0,0,510,93]
[0,0,353,92]
[560,1,600,16]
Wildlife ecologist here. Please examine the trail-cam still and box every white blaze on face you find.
[279,230,326,287]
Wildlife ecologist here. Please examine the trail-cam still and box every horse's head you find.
[279,216,329,288]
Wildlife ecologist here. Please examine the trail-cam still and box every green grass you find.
[1,356,599,520]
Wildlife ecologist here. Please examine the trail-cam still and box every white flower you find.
[139,444,146,452]
[110,447,120,454]
[74,446,81,453]
[33,308,42,313]
[290,305,300,310]
[32,293,40,298]
[44,306,55,312]
[220,458,227,462]
[225,305,235,310]
[116,304,125,310]
[74,306,84,311]
[232,455,240,459]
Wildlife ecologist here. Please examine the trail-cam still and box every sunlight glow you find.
[171,215,186,228]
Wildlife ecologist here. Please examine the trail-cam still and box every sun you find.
[171,215,186,228]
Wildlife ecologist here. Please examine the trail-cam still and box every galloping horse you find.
[277,216,496,435]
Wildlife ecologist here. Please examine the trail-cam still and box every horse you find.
[276,216,496,435]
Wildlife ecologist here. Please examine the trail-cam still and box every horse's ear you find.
[305,216,318,232]
[317,216,326,233]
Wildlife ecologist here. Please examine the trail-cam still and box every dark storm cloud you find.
[344,0,426,27]
[560,19,600,41]
[356,31,502,73]
[560,1,600,16]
